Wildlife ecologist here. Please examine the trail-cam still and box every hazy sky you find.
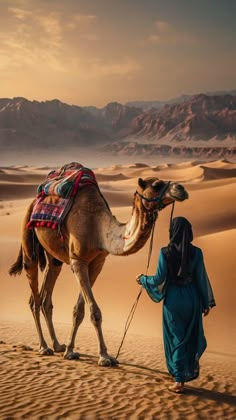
[1,0,235,107]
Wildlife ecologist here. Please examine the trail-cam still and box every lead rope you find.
[115,201,175,360]
[115,216,157,360]
[170,201,175,225]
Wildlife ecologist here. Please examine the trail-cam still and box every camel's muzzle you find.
[169,183,188,201]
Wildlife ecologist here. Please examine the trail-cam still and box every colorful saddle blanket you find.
[27,162,97,231]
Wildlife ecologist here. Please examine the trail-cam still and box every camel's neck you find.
[103,196,154,256]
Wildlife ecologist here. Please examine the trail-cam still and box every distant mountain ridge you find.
[0,98,141,149]
[130,93,236,141]
[0,93,236,159]
[126,89,236,111]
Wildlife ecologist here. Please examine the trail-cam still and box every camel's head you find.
[136,177,188,213]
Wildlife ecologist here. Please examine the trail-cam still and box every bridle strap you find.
[135,180,171,203]
[135,181,172,210]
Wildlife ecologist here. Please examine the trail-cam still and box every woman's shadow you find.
[79,353,236,407]
[117,360,236,406]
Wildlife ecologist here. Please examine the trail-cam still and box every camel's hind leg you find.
[25,257,53,355]
[24,241,64,354]
[20,208,51,354]
[40,253,65,353]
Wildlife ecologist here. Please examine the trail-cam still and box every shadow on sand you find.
[184,385,236,405]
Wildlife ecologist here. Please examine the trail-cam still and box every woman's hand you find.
[136,274,143,285]
[203,308,210,317]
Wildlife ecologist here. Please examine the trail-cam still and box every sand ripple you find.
[0,322,235,419]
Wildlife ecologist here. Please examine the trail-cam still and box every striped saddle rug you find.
[27,162,97,231]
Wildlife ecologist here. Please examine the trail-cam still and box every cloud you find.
[34,14,63,46]
[66,14,97,32]
[0,4,140,81]
[66,14,99,41]
[141,20,197,46]
[0,6,100,73]
[155,21,172,34]
[83,57,141,79]
[73,14,97,25]
[8,7,32,20]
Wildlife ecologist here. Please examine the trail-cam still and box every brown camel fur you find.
[9,174,188,366]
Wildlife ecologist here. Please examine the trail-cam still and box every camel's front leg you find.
[63,292,85,360]
[66,257,118,366]
[88,255,118,366]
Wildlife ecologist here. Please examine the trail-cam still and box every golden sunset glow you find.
[1,1,235,105]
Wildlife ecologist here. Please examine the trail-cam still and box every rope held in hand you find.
[115,218,156,359]
[115,202,175,360]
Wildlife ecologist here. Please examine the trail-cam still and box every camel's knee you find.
[70,258,87,274]
[90,304,102,325]
[70,259,79,273]
[73,303,85,324]
[41,298,53,317]
[29,296,40,314]
[71,292,85,325]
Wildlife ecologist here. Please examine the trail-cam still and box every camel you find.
[9,167,188,366]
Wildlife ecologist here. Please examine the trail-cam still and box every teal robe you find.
[140,246,216,383]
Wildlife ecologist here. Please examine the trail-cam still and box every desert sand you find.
[0,159,236,419]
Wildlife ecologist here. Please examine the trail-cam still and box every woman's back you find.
[137,216,216,391]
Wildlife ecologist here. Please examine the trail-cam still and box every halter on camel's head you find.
[135,177,188,223]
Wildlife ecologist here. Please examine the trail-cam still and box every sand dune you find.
[200,165,236,180]
[1,159,236,201]
[0,183,39,200]
[0,158,236,419]
[95,173,129,182]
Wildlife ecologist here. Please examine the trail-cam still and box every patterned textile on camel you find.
[27,162,97,231]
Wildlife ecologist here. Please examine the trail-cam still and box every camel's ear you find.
[152,180,160,187]
[138,178,146,189]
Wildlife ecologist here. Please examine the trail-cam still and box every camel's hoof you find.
[63,351,80,360]
[39,347,54,356]
[109,356,119,366]
[98,356,119,367]
[54,343,66,353]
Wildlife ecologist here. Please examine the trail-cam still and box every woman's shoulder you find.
[191,245,204,259]
[192,245,202,253]
[160,246,168,252]
[160,246,168,257]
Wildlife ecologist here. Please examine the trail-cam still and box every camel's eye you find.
[152,181,165,192]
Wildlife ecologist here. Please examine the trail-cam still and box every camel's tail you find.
[9,242,46,276]
[9,246,23,276]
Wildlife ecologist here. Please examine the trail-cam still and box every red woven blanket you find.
[27,162,97,231]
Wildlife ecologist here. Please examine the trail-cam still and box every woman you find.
[136,217,216,393]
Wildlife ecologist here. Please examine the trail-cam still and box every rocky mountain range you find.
[129,94,236,141]
[0,93,236,159]
[126,89,236,110]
